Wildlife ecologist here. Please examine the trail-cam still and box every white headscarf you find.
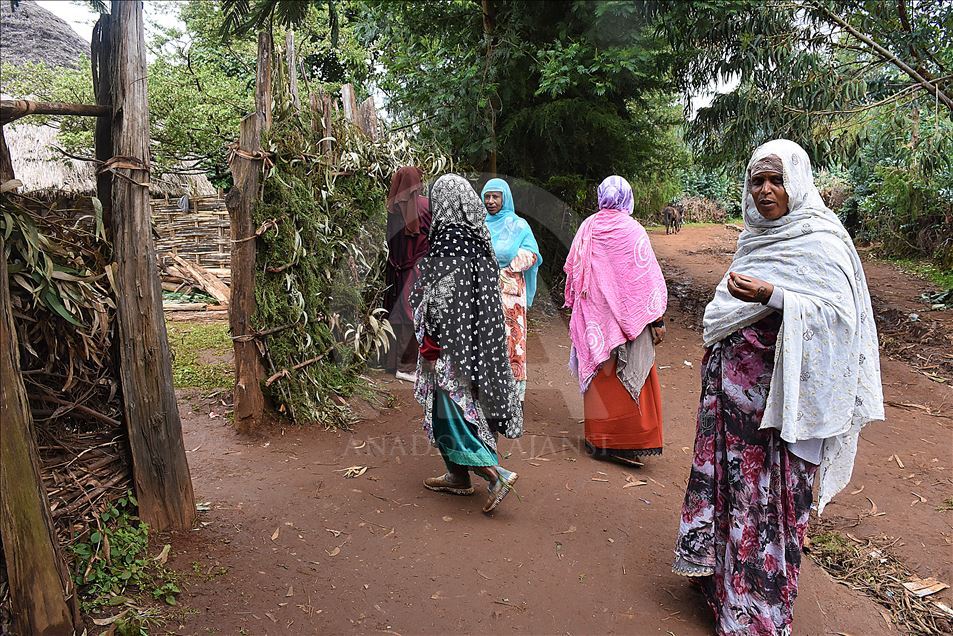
[702,139,884,513]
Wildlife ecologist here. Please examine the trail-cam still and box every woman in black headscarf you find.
[411,174,523,514]
[384,166,431,382]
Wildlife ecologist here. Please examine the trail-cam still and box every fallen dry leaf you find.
[895,455,905,469]
[271,527,280,541]
[326,547,341,557]
[911,492,927,504]
[850,485,865,495]
[591,477,609,482]
[286,586,294,597]
[622,481,647,489]
[92,610,129,626]
[442,516,453,522]
[353,440,367,450]
[556,525,577,535]
[153,544,171,565]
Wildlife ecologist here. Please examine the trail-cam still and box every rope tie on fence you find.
[97,155,151,188]
[226,141,275,171]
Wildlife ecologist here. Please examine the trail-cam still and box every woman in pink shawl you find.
[564,175,668,465]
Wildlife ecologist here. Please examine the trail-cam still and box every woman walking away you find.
[672,139,884,636]
[411,174,523,514]
[481,178,542,402]
[384,166,431,383]
[564,175,668,466]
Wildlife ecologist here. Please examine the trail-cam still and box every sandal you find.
[483,471,519,514]
[424,473,474,496]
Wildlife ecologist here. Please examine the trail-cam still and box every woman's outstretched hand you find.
[651,324,666,345]
[727,272,774,304]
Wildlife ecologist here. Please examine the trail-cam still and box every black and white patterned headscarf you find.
[411,174,523,438]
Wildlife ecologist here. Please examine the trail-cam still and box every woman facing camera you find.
[672,139,884,636]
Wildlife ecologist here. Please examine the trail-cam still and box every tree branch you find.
[810,0,953,111]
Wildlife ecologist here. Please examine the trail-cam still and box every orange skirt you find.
[584,357,663,456]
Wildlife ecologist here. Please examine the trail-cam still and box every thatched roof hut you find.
[6,123,216,199]
[0,0,88,69]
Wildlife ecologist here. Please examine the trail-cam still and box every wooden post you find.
[108,0,195,531]
[225,29,272,433]
[92,13,114,230]
[357,96,378,140]
[341,83,357,123]
[285,30,300,113]
[0,191,76,634]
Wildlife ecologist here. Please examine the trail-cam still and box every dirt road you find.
[162,225,952,635]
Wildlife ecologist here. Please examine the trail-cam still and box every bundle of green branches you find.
[252,63,448,427]
[0,189,130,544]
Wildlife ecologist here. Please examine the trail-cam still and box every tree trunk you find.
[0,126,14,184]
[481,0,498,175]
[92,13,114,230]
[225,29,273,433]
[0,239,76,636]
[108,0,195,531]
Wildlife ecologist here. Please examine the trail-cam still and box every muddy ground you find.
[157,225,952,635]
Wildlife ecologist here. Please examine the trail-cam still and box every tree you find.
[357,0,688,204]
[643,0,952,168]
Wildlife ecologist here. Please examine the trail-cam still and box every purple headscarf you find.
[597,175,634,213]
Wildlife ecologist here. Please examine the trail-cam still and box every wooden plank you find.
[108,0,195,532]
[1,234,77,635]
[163,302,208,311]
[224,29,272,434]
[171,255,230,306]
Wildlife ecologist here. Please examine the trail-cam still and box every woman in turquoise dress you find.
[411,174,524,514]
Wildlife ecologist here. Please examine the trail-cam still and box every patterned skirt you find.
[673,315,817,636]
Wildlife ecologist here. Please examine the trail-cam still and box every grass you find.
[887,257,953,289]
[166,321,233,390]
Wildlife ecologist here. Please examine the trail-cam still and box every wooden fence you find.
[152,194,231,274]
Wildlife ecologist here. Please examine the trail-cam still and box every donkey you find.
[663,204,683,234]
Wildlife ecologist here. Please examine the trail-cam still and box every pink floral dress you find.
[673,314,817,636]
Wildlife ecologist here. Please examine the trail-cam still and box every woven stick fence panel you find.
[152,195,231,272]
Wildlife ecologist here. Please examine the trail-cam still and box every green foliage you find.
[70,492,180,611]
[888,258,953,289]
[647,0,952,167]
[250,55,447,426]
[679,165,740,216]
[357,0,685,183]
[166,321,233,390]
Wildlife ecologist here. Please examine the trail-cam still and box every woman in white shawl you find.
[672,139,883,636]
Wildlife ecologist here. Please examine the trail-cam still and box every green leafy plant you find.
[70,492,180,611]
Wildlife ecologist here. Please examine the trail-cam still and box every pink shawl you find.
[564,178,667,392]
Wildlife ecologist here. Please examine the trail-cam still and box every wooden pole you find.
[0,99,111,125]
[108,0,195,531]
[92,14,114,230]
[225,29,273,433]
[1,141,76,633]
[285,30,300,113]
[341,83,357,123]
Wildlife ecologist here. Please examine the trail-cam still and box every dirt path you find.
[160,225,951,635]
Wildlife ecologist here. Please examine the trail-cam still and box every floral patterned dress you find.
[500,249,537,402]
[673,314,817,636]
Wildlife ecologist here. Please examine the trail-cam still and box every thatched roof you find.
[6,123,217,198]
[0,0,89,69]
